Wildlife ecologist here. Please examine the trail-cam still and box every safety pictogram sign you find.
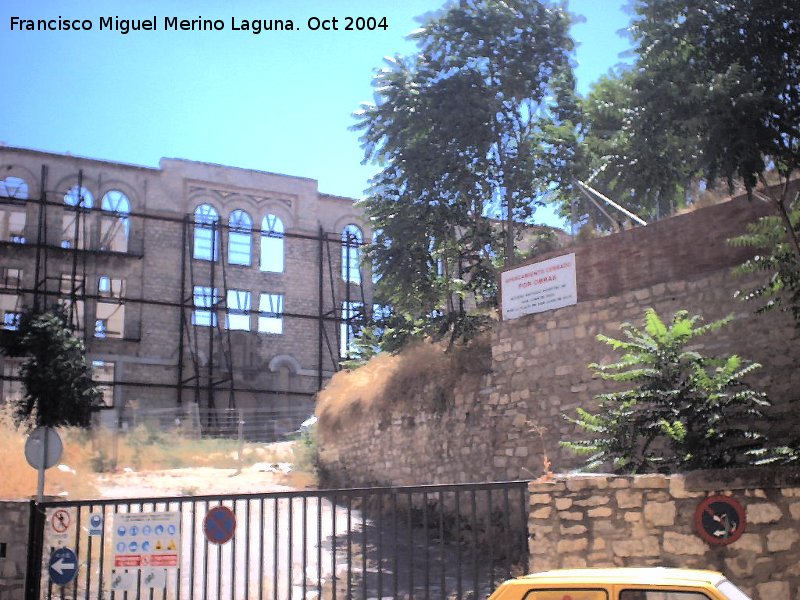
[112,512,181,569]
[203,505,236,545]
[51,509,71,534]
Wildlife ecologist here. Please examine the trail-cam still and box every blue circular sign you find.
[49,547,78,586]
[203,505,236,545]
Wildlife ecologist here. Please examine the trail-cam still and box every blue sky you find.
[0,0,632,227]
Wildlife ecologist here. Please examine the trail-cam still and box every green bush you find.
[563,308,770,473]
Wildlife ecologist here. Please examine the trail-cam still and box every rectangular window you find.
[522,589,608,600]
[0,268,22,290]
[228,231,252,266]
[92,360,115,408]
[619,592,710,600]
[193,227,218,261]
[340,301,363,358]
[225,289,251,331]
[192,286,218,327]
[258,293,284,334]
[98,276,125,299]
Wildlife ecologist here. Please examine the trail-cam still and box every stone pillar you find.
[0,501,33,600]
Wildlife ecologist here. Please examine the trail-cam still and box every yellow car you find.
[488,568,751,600]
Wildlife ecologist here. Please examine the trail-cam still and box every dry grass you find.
[316,335,491,435]
[0,409,312,500]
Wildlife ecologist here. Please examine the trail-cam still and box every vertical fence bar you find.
[361,492,368,600]
[244,499,250,600]
[273,497,279,600]
[504,487,512,581]
[258,498,265,600]
[455,490,462,599]
[331,493,338,600]
[472,490,479,597]
[519,485,528,572]
[346,495,352,599]
[288,497,294,600]
[392,492,398,600]
[317,495,323,596]
[488,489,494,592]
[302,496,308,599]
[377,491,384,599]
[407,492,414,597]
[423,491,430,600]
[439,490,445,600]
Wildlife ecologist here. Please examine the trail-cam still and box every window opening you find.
[260,214,284,273]
[340,301,363,358]
[228,209,253,266]
[0,176,28,199]
[193,204,219,261]
[192,286,219,327]
[100,190,131,252]
[225,289,251,331]
[342,224,363,283]
[258,292,284,334]
[92,360,115,407]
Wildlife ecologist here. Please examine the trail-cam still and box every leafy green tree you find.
[625,0,800,259]
[0,307,100,428]
[354,0,580,348]
[564,309,770,474]
[572,69,698,228]
[730,200,800,322]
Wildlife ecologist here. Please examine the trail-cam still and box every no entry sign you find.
[203,505,236,545]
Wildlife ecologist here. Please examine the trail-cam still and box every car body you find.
[487,567,751,600]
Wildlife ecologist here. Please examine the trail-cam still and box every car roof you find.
[514,568,726,586]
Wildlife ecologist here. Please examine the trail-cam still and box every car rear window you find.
[522,589,609,600]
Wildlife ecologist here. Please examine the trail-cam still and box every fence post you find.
[237,408,245,472]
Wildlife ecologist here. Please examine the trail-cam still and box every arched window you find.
[193,204,219,261]
[0,176,28,243]
[62,185,93,248]
[341,224,363,283]
[100,190,130,252]
[0,176,28,199]
[260,214,284,273]
[64,185,94,208]
[228,209,253,266]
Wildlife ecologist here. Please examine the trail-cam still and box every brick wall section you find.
[318,195,800,486]
[529,468,800,600]
[0,501,31,600]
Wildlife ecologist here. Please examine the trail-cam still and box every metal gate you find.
[27,481,528,599]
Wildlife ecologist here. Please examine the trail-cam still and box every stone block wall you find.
[528,468,800,600]
[0,501,31,600]
[318,195,800,488]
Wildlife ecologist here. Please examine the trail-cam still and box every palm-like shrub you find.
[564,309,770,473]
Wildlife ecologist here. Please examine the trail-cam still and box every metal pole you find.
[177,215,188,405]
[317,227,324,391]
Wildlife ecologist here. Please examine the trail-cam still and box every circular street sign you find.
[51,509,71,534]
[695,494,746,546]
[203,505,236,545]
[25,426,64,470]
[49,547,79,586]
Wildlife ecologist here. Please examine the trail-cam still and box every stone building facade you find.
[0,146,370,434]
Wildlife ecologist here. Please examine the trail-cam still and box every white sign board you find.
[501,253,577,320]
[112,512,181,569]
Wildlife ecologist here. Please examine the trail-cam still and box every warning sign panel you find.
[112,512,181,569]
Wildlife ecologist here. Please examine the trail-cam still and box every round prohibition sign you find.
[203,505,236,545]
[51,509,71,533]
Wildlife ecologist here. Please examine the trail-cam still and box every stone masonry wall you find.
[318,195,800,487]
[0,501,31,600]
[529,468,800,600]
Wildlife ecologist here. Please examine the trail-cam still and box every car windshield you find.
[717,580,752,600]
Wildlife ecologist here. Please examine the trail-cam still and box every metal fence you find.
[130,406,314,442]
[28,481,529,599]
